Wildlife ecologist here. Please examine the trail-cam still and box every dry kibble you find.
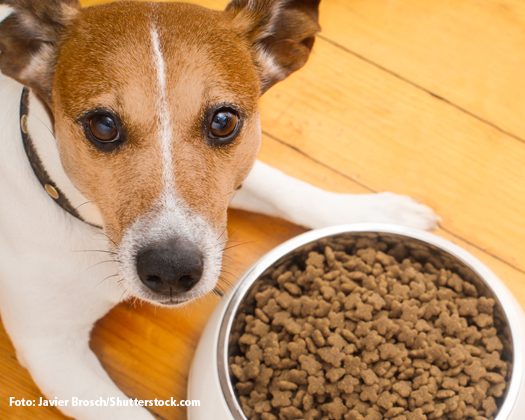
[326,367,346,383]
[307,376,326,395]
[230,238,509,420]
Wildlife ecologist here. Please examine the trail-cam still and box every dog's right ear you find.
[0,0,81,105]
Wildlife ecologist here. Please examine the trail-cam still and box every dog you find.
[0,0,438,419]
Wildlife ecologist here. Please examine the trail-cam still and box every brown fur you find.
[0,0,321,245]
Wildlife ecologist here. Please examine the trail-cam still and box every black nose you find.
[136,244,203,295]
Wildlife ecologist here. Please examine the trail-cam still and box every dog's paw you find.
[297,191,440,231]
[361,192,441,230]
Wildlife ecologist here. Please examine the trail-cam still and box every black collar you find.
[20,87,101,228]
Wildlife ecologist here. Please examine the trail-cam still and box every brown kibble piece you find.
[298,354,322,375]
[379,343,401,360]
[318,346,345,367]
[251,319,270,337]
[376,391,397,410]
[473,313,493,328]
[483,335,503,352]
[361,368,379,385]
[464,359,487,382]
[321,397,347,420]
[355,302,374,321]
[458,298,479,317]
[392,381,412,398]
[271,390,292,408]
[284,282,302,296]
[406,408,427,420]
[312,329,325,347]
[326,367,346,383]
[278,381,298,391]
[360,384,379,403]
[306,252,325,268]
[411,386,433,407]
[360,330,384,352]
[236,381,254,395]
[307,375,325,395]
[478,297,495,314]
[338,374,360,393]
[482,397,498,417]
[279,406,302,420]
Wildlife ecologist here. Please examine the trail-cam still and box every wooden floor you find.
[2,0,525,419]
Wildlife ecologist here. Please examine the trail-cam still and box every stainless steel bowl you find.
[189,224,525,420]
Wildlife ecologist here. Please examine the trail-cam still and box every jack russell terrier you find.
[0,0,438,419]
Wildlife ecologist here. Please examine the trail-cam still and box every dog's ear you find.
[226,0,321,94]
[0,0,81,104]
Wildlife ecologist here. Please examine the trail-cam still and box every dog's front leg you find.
[4,321,155,420]
[230,160,440,230]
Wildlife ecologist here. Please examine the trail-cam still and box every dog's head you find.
[0,0,320,305]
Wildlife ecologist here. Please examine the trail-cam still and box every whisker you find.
[32,115,55,137]
[217,276,240,294]
[221,267,241,277]
[84,259,117,272]
[92,231,117,247]
[223,241,255,251]
[216,208,243,242]
[215,281,227,293]
[218,239,245,245]
[94,273,120,289]
[217,277,234,291]
[220,264,241,274]
[119,289,128,302]
[73,249,118,256]
[224,226,242,243]
[221,254,235,263]
[129,297,139,309]
[75,200,93,212]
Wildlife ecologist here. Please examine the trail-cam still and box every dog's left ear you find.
[226,0,321,94]
[0,0,81,104]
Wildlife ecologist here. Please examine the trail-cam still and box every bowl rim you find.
[217,223,524,420]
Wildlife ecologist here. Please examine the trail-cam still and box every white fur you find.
[0,4,13,24]
[230,160,440,230]
[150,26,174,192]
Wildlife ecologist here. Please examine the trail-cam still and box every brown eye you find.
[209,109,239,139]
[89,114,119,142]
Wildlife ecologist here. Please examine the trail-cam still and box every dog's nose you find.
[136,244,203,295]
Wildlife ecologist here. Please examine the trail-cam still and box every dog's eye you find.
[209,108,240,141]
[89,114,120,143]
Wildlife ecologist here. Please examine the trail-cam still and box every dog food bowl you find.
[188,224,525,420]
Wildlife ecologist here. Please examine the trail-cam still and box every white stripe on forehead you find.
[150,24,174,193]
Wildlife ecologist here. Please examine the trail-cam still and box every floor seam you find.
[317,34,525,147]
